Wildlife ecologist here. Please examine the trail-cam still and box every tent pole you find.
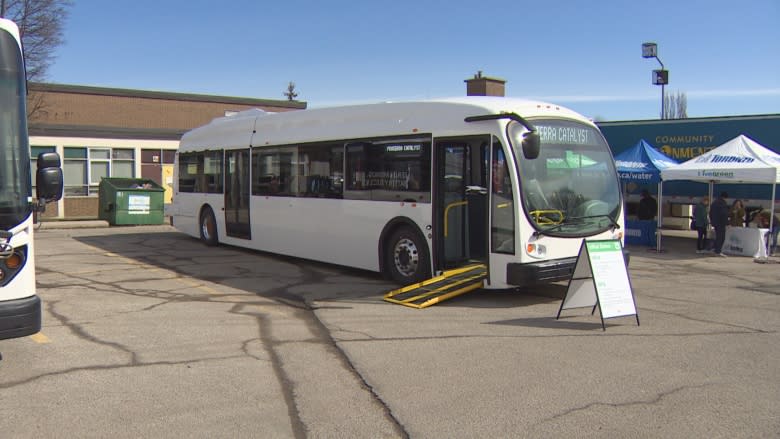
[769,184,776,257]
[709,181,714,242]
[656,181,663,252]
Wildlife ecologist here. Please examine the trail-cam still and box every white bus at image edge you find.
[0,18,63,341]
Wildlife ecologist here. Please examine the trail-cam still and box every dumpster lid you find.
[99,178,164,191]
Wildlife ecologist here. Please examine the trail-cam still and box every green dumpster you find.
[98,178,165,225]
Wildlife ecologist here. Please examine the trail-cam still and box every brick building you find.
[28,82,306,219]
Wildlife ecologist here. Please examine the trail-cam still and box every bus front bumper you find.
[507,257,578,285]
[0,295,41,341]
[506,249,630,286]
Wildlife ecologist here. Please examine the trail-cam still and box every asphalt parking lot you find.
[0,224,778,438]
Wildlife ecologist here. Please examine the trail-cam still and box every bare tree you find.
[1,0,72,82]
[1,0,72,119]
[675,91,688,119]
[284,81,299,101]
[663,90,688,119]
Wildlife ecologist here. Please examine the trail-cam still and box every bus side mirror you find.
[522,131,540,160]
[36,152,64,203]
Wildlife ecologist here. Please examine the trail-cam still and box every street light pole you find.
[642,42,669,119]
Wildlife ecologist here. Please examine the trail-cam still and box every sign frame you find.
[556,239,639,330]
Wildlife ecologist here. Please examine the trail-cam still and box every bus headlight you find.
[5,252,23,270]
[526,242,547,257]
[0,247,26,286]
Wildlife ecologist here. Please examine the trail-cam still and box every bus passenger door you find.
[434,136,489,271]
[224,149,251,239]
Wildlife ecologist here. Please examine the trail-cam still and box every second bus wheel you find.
[199,207,219,246]
[385,226,431,285]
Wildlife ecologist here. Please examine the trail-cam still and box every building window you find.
[89,148,110,195]
[62,146,139,196]
[112,149,135,178]
[64,147,88,196]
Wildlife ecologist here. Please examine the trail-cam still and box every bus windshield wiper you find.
[534,214,619,236]
[567,214,620,230]
[537,217,587,234]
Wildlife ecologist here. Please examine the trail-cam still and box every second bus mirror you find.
[522,131,540,160]
[36,152,64,203]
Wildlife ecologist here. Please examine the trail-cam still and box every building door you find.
[224,149,251,239]
[141,149,176,203]
[434,136,490,270]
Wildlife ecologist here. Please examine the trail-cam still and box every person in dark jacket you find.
[637,189,658,220]
[709,192,730,256]
[693,196,710,253]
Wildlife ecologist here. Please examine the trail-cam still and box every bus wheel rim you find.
[393,238,419,277]
[202,216,213,240]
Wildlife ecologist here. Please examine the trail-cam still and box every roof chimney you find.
[464,71,506,97]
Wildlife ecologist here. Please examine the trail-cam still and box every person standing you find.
[693,197,710,253]
[729,199,746,227]
[756,208,780,256]
[709,192,729,256]
[637,189,658,220]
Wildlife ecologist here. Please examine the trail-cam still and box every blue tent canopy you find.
[614,139,679,184]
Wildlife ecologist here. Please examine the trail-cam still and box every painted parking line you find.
[30,332,51,344]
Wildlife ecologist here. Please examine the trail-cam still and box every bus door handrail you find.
[444,201,467,238]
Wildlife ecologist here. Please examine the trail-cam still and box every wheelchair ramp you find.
[384,264,487,309]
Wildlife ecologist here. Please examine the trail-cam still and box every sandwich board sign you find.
[556,239,639,330]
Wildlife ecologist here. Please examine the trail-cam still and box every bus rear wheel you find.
[385,227,430,285]
[199,207,218,246]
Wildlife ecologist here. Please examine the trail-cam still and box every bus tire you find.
[385,226,430,285]
[199,207,218,246]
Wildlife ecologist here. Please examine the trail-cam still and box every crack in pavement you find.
[534,383,712,427]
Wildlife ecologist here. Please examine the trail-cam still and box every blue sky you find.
[48,0,779,121]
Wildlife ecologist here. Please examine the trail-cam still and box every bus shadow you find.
[434,284,567,309]
[73,230,574,311]
[74,231,393,308]
[484,316,607,331]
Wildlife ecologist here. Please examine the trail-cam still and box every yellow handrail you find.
[529,209,564,225]
[443,200,468,237]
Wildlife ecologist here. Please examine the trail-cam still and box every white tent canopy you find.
[659,134,780,256]
[661,134,780,183]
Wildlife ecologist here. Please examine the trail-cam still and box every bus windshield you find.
[510,119,621,236]
[0,27,32,230]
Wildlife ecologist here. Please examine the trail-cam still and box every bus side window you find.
[491,141,515,254]
[345,140,430,202]
[204,150,223,193]
[299,143,344,198]
[252,149,281,196]
[328,145,344,198]
[277,151,294,195]
[177,152,198,193]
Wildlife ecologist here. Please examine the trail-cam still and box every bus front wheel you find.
[199,207,218,246]
[385,227,430,285]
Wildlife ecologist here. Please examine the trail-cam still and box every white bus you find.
[171,97,625,288]
[0,19,62,341]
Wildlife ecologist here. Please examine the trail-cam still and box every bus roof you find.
[180,96,591,151]
[0,19,22,50]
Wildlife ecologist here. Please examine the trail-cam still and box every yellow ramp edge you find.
[384,264,487,309]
